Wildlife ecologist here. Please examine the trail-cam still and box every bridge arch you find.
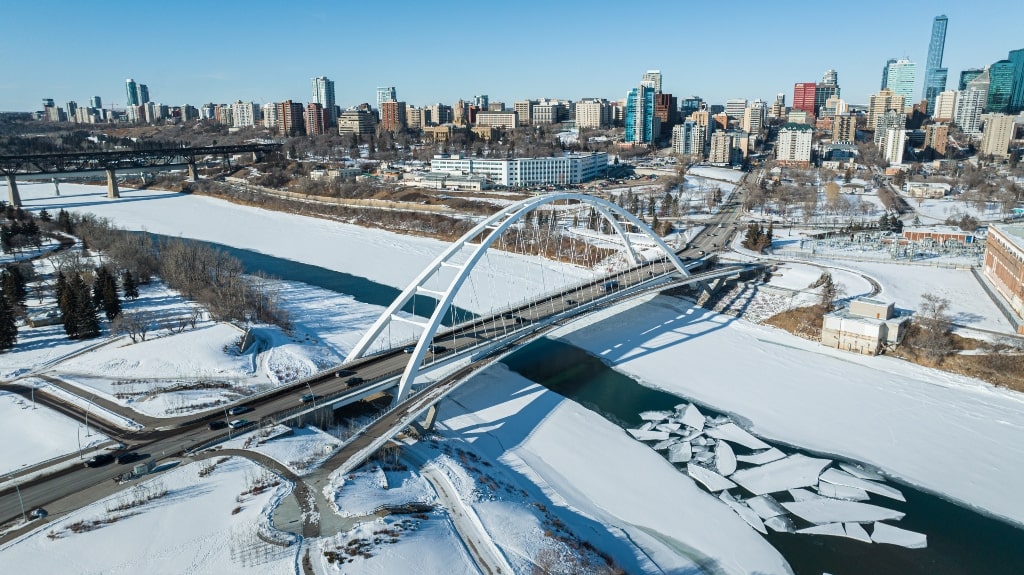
[347,192,689,404]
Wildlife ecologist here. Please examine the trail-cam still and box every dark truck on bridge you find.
[602,280,620,292]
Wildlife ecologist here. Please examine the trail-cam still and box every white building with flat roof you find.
[430,153,608,187]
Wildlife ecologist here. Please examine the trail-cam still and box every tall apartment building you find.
[654,93,678,130]
[922,15,949,115]
[575,98,610,129]
[933,90,957,121]
[923,123,949,159]
[769,93,785,119]
[89,96,102,109]
[881,58,897,90]
[261,103,278,129]
[426,103,452,126]
[531,104,562,125]
[775,123,813,167]
[125,78,147,106]
[625,85,658,144]
[338,109,376,136]
[867,89,906,132]
[792,83,817,116]
[884,59,917,104]
[475,110,519,130]
[1010,48,1024,114]
[215,105,232,126]
[380,101,406,132]
[954,87,986,135]
[709,132,735,164]
[181,104,198,122]
[874,110,906,145]
[741,100,766,134]
[311,76,336,126]
[671,120,707,159]
[305,103,328,136]
[405,105,423,130]
[833,113,857,143]
[640,70,662,93]
[473,95,489,110]
[276,100,305,136]
[880,126,907,165]
[980,114,1019,158]
[681,96,703,118]
[231,101,258,128]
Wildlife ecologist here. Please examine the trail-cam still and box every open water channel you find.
[175,236,1022,575]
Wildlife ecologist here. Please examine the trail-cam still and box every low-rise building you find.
[475,110,518,130]
[429,152,608,187]
[821,298,911,355]
[904,181,950,199]
[983,223,1024,332]
[337,109,376,136]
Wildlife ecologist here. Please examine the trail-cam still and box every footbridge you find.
[0,143,281,205]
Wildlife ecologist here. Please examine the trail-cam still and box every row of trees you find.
[0,265,29,350]
[742,222,774,253]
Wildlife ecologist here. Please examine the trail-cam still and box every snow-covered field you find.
[223,425,341,476]
[553,294,1024,528]
[330,465,435,518]
[0,457,297,574]
[0,390,109,477]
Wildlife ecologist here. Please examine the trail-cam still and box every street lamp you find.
[6,474,26,523]
[305,382,316,409]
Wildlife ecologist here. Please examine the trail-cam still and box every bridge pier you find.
[5,175,20,207]
[186,161,198,181]
[52,177,60,196]
[105,168,120,199]
[422,404,439,432]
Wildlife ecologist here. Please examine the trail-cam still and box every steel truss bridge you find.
[0,143,281,205]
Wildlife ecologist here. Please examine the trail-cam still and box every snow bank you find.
[0,390,109,476]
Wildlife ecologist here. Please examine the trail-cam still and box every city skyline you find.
[1,1,1022,113]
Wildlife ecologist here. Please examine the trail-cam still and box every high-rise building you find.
[136,83,150,105]
[793,83,817,116]
[833,113,857,143]
[275,100,305,136]
[380,100,406,132]
[742,100,767,134]
[954,87,986,135]
[980,114,1019,158]
[671,120,707,159]
[776,123,813,167]
[923,123,949,159]
[231,101,258,128]
[933,90,958,121]
[815,83,840,117]
[472,95,489,110]
[338,108,376,136]
[709,132,735,164]
[125,79,139,106]
[305,103,328,136]
[988,60,1016,114]
[880,126,907,165]
[874,109,907,146]
[261,103,278,129]
[654,93,678,130]
[867,89,906,132]
[641,70,662,93]
[959,68,984,91]
[881,58,897,90]
[681,96,703,118]
[311,76,336,126]
[376,87,396,113]
[475,110,518,130]
[823,69,838,86]
[725,99,747,120]
[65,101,78,120]
[1009,48,1024,114]
[922,15,949,115]
[625,85,659,144]
[89,96,102,109]
[884,59,916,103]
[575,98,610,129]
[769,93,786,119]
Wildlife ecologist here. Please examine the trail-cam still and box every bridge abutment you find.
[105,168,119,199]
[5,175,20,207]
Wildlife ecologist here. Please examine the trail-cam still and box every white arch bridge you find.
[343,192,717,405]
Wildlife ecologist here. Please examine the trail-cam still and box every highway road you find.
[0,180,751,532]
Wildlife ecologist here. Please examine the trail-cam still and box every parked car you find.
[28,508,47,520]
[334,369,355,378]
[300,393,318,404]
[345,376,364,387]
[228,419,249,429]
[208,420,228,430]
[84,453,115,468]
[227,406,249,416]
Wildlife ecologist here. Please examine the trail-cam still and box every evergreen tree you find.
[122,270,139,300]
[93,266,109,307]
[38,209,52,223]
[60,274,78,337]
[819,273,838,313]
[0,290,17,351]
[57,209,73,234]
[101,271,121,321]
[0,266,26,307]
[878,213,891,231]
[69,274,100,339]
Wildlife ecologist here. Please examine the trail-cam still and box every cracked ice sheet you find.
[871,522,928,548]
[687,464,736,492]
[716,440,737,476]
[746,495,787,519]
[820,468,905,502]
[782,498,905,524]
[720,492,767,534]
[705,422,771,450]
[730,454,832,496]
[844,522,872,543]
[681,403,705,432]
[737,448,786,465]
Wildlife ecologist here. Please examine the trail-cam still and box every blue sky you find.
[2,0,1022,112]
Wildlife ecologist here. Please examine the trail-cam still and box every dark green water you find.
[139,232,475,326]
[501,338,1024,575]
